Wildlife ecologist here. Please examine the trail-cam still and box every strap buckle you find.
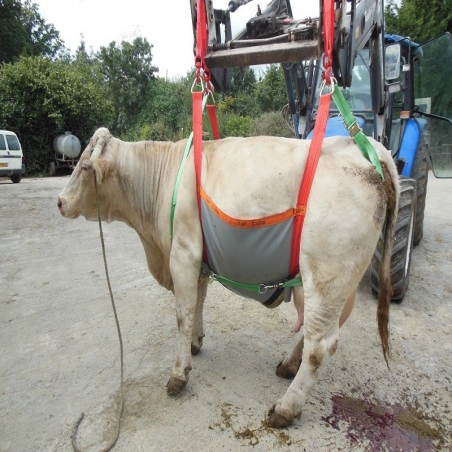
[347,120,362,137]
[258,282,283,294]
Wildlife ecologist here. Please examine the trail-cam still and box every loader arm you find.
[190,0,385,95]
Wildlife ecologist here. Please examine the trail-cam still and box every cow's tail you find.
[377,161,399,367]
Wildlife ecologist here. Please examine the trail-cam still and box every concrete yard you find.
[1,173,451,451]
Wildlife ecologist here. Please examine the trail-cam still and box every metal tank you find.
[53,132,81,159]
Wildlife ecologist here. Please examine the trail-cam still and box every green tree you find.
[229,67,257,96]
[0,56,113,172]
[0,0,66,64]
[97,37,158,136]
[254,64,288,114]
[226,67,259,117]
[385,0,452,43]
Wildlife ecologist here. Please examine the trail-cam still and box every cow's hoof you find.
[166,377,187,395]
[275,359,301,380]
[191,336,204,356]
[267,404,294,429]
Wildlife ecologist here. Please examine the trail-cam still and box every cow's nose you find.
[57,197,63,210]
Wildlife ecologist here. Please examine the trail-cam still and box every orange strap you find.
[289,91,331,277]
[200,187,305,228]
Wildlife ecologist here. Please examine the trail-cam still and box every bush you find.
[249,111,294,138]
[217,112,251,137]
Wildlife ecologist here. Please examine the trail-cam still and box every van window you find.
[6,135,20,150]
[0,135,6,151]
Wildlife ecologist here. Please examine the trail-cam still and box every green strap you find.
[171,94,210,239]
[331,83,384,179]
[170,131,193,239]
[204,267,303,293]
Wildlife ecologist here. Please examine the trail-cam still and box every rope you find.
[71,171,124,452]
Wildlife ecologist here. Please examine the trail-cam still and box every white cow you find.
[58,127,399,428]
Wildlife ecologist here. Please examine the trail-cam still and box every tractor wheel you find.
[371,177,417,302]
[412,139,429,246]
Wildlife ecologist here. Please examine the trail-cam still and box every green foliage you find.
[0,0,66,64]
[249,112,294,138]
[254,64,288,114]
[0,56,113,172]
[0,3,299,174]
[217,112,252,137]
[97,37,158,136]
[134,121,169,142]
[385,0,452,43]
[229,66,257,97]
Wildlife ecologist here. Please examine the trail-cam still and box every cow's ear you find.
[92,158,110,184]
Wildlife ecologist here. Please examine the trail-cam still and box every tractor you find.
[190,0,452,301]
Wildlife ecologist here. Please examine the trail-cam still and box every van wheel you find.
[10,174,22,183]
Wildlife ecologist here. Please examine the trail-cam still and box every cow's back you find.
[200,135,389,223]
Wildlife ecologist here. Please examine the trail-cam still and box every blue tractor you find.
[191,0,452,301]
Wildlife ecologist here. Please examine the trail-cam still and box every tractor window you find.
[414,32,452,177]
[315,50,372,111]
[312,50,373,136]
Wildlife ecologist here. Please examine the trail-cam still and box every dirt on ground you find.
[1,173,451,452]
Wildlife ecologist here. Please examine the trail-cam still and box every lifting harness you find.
[171,0,383,305]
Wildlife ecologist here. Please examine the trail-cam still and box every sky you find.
[35,0,320,79]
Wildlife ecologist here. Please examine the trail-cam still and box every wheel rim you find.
[405,205,415,277]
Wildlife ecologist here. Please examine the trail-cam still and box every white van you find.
[0,130,25,183]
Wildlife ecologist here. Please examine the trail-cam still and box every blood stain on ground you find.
[321,394,444,451]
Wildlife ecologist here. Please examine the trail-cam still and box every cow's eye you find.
[90,148,94,156]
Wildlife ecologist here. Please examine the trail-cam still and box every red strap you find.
[289,0,334,276]
[289,92,332,277]
[195,0,208,71]
[322,0,335,83]
[207,104,220,140]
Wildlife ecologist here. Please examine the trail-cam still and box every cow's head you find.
[58,127,116,221]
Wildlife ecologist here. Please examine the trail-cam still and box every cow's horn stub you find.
[86,128,112,168]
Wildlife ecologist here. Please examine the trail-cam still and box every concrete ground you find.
[1,173,451,451]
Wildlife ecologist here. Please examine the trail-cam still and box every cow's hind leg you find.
[268,289,344,428]
[191,278,207,356]
[276,288,356,380]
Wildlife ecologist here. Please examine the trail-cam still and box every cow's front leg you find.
[191,278,207,356]
[166,253,200,395]
[276,333,304,379]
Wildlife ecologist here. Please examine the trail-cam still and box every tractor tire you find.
[370,177,417,302]
[412,139,429,246]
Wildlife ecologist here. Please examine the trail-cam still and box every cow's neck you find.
[112,139,182,251]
